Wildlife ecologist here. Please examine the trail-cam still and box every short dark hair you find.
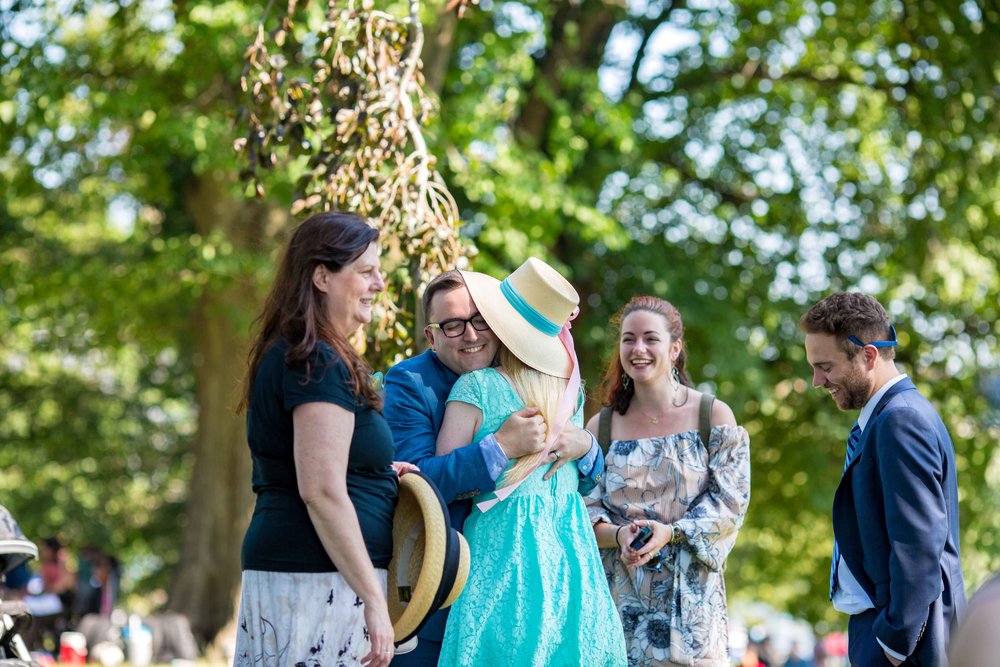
[421,270,465,322]
[799,292,895,360]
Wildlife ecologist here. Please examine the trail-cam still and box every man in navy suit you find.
[801,292,965,667]
[384,270,605,665]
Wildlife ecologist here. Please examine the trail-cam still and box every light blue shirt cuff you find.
[876,638,906,663]
[479,433,508,482]
[577,433,599,476]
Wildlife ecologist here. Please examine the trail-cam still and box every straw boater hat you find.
[460,257,580,378]
[388,472,470,649]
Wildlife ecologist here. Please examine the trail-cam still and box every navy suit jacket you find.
[383,349,603,644]
[833,377,966,666]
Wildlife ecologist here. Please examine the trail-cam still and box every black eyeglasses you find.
[427,314,491,338]
[849,325,898,349]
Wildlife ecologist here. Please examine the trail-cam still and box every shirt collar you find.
[858,373,908,432]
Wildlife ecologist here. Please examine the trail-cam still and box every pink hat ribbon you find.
[476,308,581,512]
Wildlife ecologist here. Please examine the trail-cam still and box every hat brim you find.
[460,271,572,378]
[441,532,469,609]
[388,472,469,646]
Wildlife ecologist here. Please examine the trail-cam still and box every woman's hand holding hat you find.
[361,600,395,667]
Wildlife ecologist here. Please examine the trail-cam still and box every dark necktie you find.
[830,422,862,598]
[844,422,862,470]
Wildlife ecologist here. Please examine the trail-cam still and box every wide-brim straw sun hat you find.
[460,257,580,378]
[388,472,470,648]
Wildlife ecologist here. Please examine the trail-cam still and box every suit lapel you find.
[843,376,916,473]
[832,376,919,598]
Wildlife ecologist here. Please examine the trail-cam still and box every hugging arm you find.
[437,400,484,456]
[547,422,605,495]
[384,366,497,503]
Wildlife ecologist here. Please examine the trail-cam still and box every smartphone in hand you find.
[628,524,663,570]
[628,525,653,551]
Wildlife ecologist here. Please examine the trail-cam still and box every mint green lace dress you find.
[438,368,627,667]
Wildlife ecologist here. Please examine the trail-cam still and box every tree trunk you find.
[516,0,620,149]
[422,8,459,95]
[166,170,278,643]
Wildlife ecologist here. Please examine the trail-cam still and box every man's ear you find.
[312,264,328,293]
[863,344,879,369]
[423,327,435,350]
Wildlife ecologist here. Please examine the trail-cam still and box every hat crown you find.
[459,257,579,377]
[504,258,579,333]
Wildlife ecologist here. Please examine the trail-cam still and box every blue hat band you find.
[499,279,562,336]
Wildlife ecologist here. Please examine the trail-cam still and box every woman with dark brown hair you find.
[586,296,751,667]
[233,212,406,667]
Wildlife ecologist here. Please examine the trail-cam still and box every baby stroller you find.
[0,505,40,666]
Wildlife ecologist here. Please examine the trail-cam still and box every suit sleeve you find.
[576,440,604,496]
[669,424,751,571]
[585,454,614,525]
[871,406,949,657]
[565,395,603,496]
[383,365,497,503]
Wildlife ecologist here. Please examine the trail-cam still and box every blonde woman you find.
[434,258,626,667]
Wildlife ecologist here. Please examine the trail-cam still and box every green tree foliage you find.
[426,0,1000,622]
[236,0,469,349]
[0,0,272,637]
[1,0,998,640]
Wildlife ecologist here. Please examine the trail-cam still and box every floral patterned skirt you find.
[601,548,730,667]
[234,568,387,667]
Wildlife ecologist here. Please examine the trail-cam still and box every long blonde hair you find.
[498,345,570,488]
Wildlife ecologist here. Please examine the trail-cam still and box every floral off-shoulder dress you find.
[586,424,751,667]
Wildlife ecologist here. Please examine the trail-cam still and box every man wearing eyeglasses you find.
[801,292,965,667]
[383,269,605,666]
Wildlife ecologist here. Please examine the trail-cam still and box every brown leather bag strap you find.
[597,406,613,455]
[699,392,716,446]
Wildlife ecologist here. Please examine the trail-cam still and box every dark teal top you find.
[241,339,397,572]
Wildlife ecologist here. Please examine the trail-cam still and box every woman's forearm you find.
[303,487,387,608]
[594,520,626,549]
[293,402,387,609]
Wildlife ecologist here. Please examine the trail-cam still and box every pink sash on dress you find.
[476,316,581,513]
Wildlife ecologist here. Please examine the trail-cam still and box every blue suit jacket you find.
[383,349,603,646]
[833,377,966,667]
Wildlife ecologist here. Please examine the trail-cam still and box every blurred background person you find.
[947,573,1000,667]
[22,536,77,652]
[782,640,812,667]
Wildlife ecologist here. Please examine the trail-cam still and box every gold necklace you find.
[636,408,665,424]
